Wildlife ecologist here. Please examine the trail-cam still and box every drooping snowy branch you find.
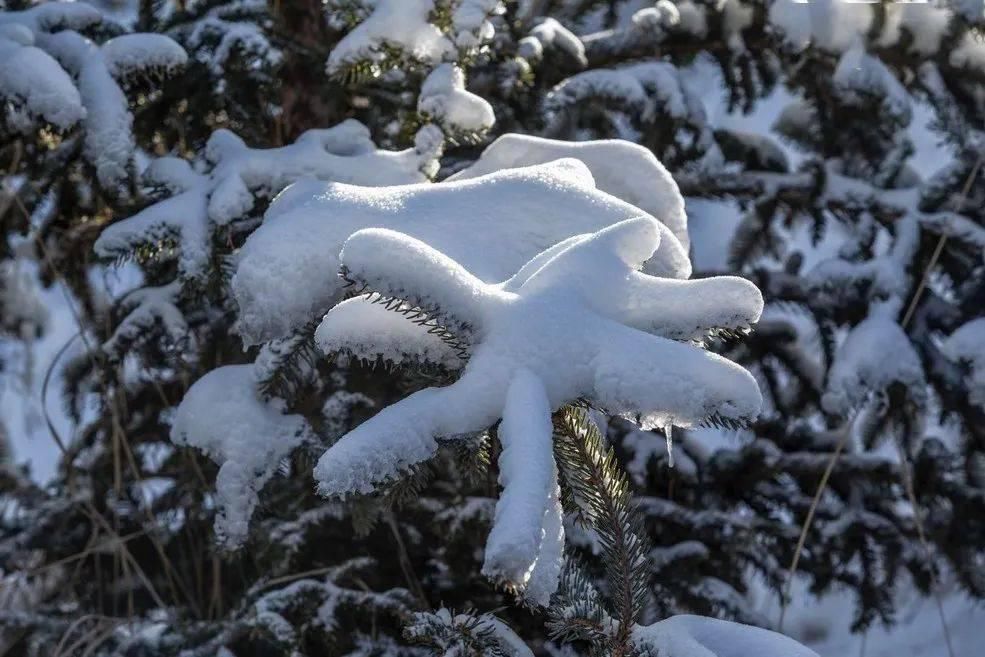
[0,2,186,191]
[821,306,927,420]
[171,364,312,547]
[102,281,189,361]
[184,15,282,78]
[417,63,495,141]
[519,17,586,67]
[482,368,563,605]
[942,319,985,410]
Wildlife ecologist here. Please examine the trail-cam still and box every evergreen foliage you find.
[1,1,983,656]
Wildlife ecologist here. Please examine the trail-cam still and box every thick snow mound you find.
[449,133,689,249]
[634,614,819,657]
[314,217,761,600]
[0,41,84,129]
[0,2,102,33]
[233,159,691,345]
[171,365,311,546]
[101,34,188,79]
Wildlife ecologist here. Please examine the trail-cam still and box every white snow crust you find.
[448,133,689,249]
[633,614,819,657]
[171,365,311,546]
[233,158,691,345]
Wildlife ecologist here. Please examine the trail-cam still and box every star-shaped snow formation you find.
[314,217,763,603]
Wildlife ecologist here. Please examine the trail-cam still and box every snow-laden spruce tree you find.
[2,1,984,655]
[0,0,182,450]
[161,149,799,656]
[0,0,185,395]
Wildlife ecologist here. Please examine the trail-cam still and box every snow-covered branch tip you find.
[417,63,495,143]
[325,0,503,82]
[336,264,472,363]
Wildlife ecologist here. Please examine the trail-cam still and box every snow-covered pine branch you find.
[414,590,821,656]
[406,608,534,657]
[93,119,439,366]
[413,596,821,656]
[0,2,186,192]
[96,118,437,281]
[171,364,313,547]
[942,319,985,409]
[324,0,499,144]
[170,139,698,548]
[543,59,720,168]
[168,130,764,592]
